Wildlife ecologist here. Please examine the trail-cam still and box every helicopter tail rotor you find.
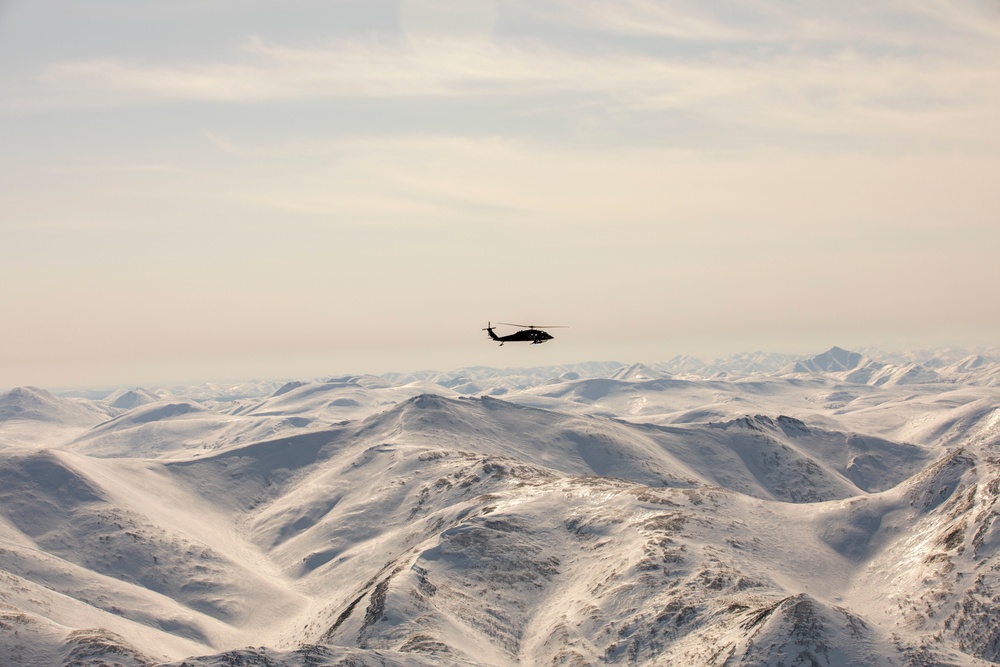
[483,322,501,342]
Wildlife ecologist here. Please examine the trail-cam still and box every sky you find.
[2,0,999,389]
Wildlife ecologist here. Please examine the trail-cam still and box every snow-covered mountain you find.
[0,386,109,425]
[785,346,867,374]
[2,347,1000,666]
[104,388,162,411]
[0,386,112,450]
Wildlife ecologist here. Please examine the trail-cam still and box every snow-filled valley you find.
[2,346,1000,666]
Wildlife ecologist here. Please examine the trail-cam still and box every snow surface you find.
[1,346,1000,666]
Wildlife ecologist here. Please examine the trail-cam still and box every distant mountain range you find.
[1,347,999,666]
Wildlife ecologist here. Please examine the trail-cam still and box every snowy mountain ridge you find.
[1,346,1000,666]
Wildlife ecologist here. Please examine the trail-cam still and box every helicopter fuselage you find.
[484,323,556,345]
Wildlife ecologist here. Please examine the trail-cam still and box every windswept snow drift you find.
[1,347,1000,666]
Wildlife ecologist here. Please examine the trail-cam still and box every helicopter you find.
[483,322,567,346]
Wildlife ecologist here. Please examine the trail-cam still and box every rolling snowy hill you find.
[1,347,999,666]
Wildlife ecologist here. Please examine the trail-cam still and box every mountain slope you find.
[0,387,112,449]
[0,387,109,425]
[2,352,1000,666]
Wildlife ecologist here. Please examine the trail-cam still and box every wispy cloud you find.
[30,28,999,153]
[182,133,1000,237]
[38,35,553,103]
[535,0,1000,47]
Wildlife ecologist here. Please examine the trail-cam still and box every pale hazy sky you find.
[2,0,999,388]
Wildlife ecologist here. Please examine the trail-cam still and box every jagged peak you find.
[612,363,664,381]
[1,385,58,404]
[104,387,159,410]
[951,354,990,372]
[272,381,307,397]
[407,393,453,409]
[0,385,107,424]
[716,414,808,434]
[812,346,865,371]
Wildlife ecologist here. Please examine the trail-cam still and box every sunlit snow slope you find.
[1,347,1000,666]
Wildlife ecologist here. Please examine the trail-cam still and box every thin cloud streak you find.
[167,134,1000,235]
[538,0,1000,46]
[27,34,999,152]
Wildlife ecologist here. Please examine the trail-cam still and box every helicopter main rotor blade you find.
[497,322,569,329]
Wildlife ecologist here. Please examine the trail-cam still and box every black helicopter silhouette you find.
[483,322,567,346]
